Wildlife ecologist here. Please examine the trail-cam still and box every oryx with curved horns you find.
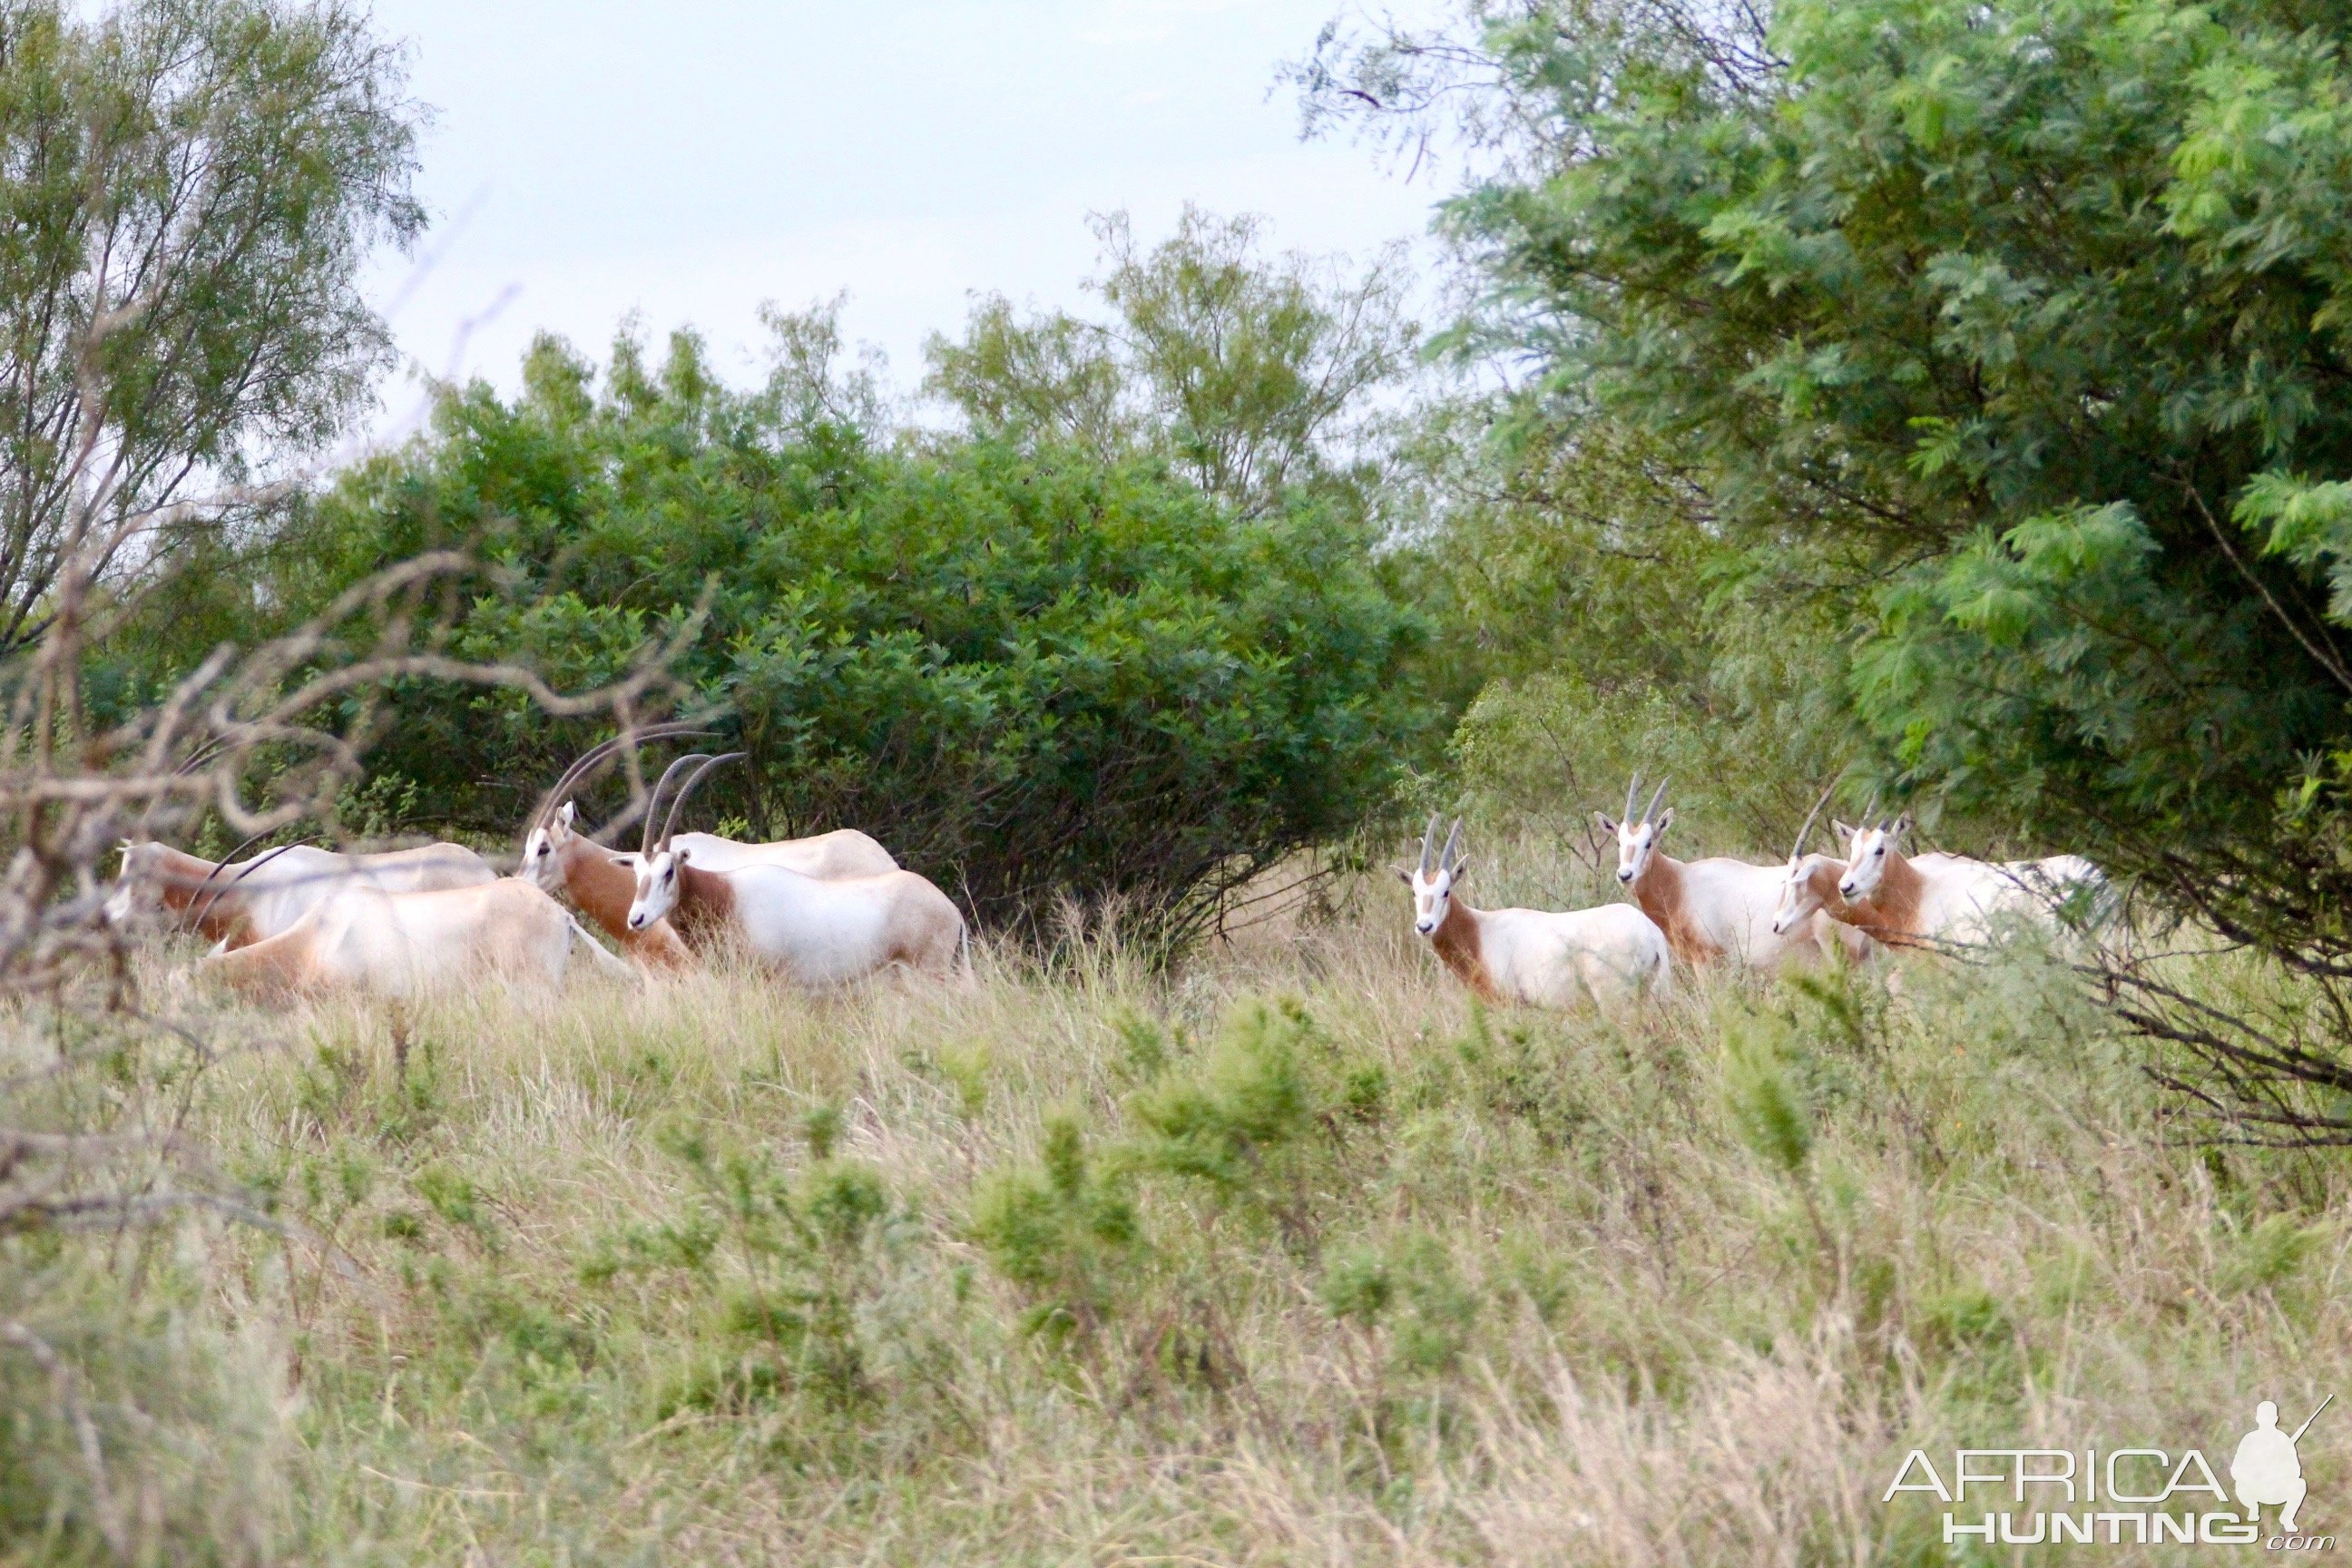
[192,874,637,999]
[108,834,497,951]
[521,726,903,966]
[623,754,967,983]
[1597,774,1867,970]
[1771,790,2108,950]
[1399,814,1671,1010]
[518,722,711,969]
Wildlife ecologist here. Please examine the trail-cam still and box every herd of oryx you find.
[104,724,2105,1009]
[106,725,966,997]
[1399,774,2110,1011]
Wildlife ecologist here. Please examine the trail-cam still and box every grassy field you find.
[5,841,2347,1564]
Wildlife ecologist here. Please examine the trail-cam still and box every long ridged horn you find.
[641,753,713,857]
[1419,811,1441,875]
[172,822,280,932]
[186,838,311,936]
[1859,792,1881,833]
[1789,783,1836,862]
[657,752,748,851]
[1624,772,1642,823]
[1440,817,1465,874]
[1643,776,1671,825]
[531,720,713,835]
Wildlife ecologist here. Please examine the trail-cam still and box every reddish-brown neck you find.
[557,837,693,965]
[1814,858,1924,948]
[1860,850,1928,945]
[1632,850,1718,964]
[555,838,638,938]
[1428,897,1499,1000]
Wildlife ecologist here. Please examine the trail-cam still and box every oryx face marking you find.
[1771,855,1818,936]
[1406,865,1455,936]
[1838,824,1897,901]
[628,847,687,931]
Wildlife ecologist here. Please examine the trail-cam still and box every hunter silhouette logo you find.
[2235,1396,2329,1534]
[1884,1394,2337,1549]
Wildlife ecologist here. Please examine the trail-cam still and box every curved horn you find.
[1419,811,1441,875]
[1859,792,1881,833]
[187,838,312,936]
[530,720,714,835]
[657,752,747,851]
[641,753,713,857]
[172,822,281,933]
[1624,772,1642,822]
[1789,783,1836,861]
[1643,776,1671,825]
[1440,817,1465,874]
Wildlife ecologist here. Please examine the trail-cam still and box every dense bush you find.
[120,325,1435,935]
[1301,0,2352,965]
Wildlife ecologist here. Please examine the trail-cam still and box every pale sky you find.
[361,1,1446,421]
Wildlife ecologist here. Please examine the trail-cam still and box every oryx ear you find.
[1446,858,1469,883]
[1653,806,1675,835]
[672,845,691,867]
[1890,812,1913,842]
[1593,812,1618,834]
[1394,865,1414,885]
[1832,819,1857,845]
[557,800,577,828]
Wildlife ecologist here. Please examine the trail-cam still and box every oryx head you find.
[1592,773,1672,886]
[1836,797,1912,902]
[1770,785,1838,936]
[1396,812,1467,936]
[626,751,745,931]
[523,721,711,893]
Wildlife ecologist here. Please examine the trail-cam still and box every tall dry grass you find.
[11,855,2347,1564]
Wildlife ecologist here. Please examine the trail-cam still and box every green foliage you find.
[1125,996,1326,1229]
[926,206,1418,518]
[117,311,1434,936]
[966,1111,1140,1341]
[2223,1213,2327,1296]
[1300,0,2352,968]
[1319,1231,1482,1375]
[0,0,422,652]
[587,1124,903,1410]
[1722,1012,1812,1179]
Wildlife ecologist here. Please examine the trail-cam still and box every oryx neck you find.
[1427,897,1499,1000]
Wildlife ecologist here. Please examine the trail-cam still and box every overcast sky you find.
[360,1,1446,420]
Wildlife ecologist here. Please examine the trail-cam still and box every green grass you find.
[5,862,2347,1564]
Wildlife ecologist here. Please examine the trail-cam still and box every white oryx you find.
[623,754,967,984]
[1400,815,1671,1011]
[109,838,496,949]
[518,729,710,970]
[193,876,635,999]
[1596,774,1869,970]
[1770,794,2108,951]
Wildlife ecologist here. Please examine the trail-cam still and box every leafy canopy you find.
[1302,0,2352,961]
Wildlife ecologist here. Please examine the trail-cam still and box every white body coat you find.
[1836,818,2109,946]
[628,848,966,985]
[667,828,897,878]
[1403,831,1671,1012]
[113,841,497,948]
[197,878,632,997]
[1600,787,1867,971]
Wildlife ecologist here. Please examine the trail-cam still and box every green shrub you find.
[114,327,1436,939]
[966,1112,1141,1343]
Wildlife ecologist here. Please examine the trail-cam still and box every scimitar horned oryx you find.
[1594,773,1867,970]
[624,753,968,984]
[1399,813,1671,1010]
